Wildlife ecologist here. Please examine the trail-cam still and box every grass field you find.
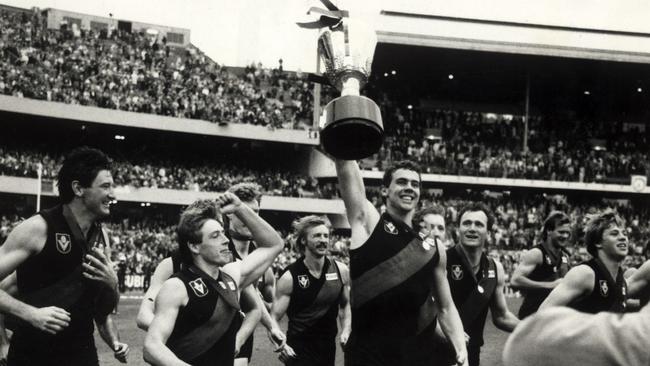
[95,294,522,366]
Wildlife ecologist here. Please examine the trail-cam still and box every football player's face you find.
[419,213,446,241]
[304,224,330,258]
[196,219,231,265]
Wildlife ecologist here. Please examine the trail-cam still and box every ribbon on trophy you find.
[296,0,349,29]
[296,0,350,86]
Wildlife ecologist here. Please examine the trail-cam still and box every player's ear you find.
[188,241,201,255]
[71,180,84,197]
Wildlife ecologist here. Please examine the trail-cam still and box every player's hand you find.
[215,192,243,215]
[0,342,8,366]
[27,306,71,334]
[455,349,468,366]
[113,341,129,363]
[339,328,350,348]
[268,327,286,350]
[83,248,119,290]
[276,343,297,363]
[234,335,244,357]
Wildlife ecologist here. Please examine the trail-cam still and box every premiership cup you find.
[317,17,384,160]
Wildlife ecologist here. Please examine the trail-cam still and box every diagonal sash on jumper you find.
[291,259,343,334]
[352,236,437,309]
[455,246,497,327]
[18,205,106,310]
[167,266,240,360]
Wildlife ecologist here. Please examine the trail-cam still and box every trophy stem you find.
[340,77,360,96]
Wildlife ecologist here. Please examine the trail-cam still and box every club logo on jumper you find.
[55,233,72,254]
[451,265,463,280]
[622,286,626,296]
[488,270,496,278]
[561,256,568,263]
[189,278,208,297]
[227,281,236,291]
[545,256,552,265]
[383,221,398,235]
[599,280,609,297]
[298,275,310,289]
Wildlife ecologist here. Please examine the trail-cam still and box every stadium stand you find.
[0,6,313,130]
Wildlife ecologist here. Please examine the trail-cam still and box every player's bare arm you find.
[0,216,71,335]
[510,248,560,290]
[143,278,191,366]
[260,268,275,309]
[217,192,283,288]
[270,270,297,361]
[539,265,594,310]
[432,245,468,365]
[137,257,174,330]
[0,271,17,365]
[627,260,650,298]
[336,262,352,348]
[334,160,380,249]
[96,315,129,363]
[490,260,519,332]
[235,285,262,357]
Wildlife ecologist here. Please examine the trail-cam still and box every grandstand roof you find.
[371,44,650,123]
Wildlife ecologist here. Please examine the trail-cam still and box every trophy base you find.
[321,95,384,160]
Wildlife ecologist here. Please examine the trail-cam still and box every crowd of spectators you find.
[359,104,650,183]
[0,7,313,129]
[0,146,334,198]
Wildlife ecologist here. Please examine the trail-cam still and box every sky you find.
[4,0,650,72]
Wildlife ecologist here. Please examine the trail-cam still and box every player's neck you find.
[304,252,325,273]
[545,239,560,256]
[194,258,220,279]
[66,200,97,237]
[386,206,415,228]
[460,244,483,268]
[232,238,250,258]
[597,252,622,278]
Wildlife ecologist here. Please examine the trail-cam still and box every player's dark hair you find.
[413,205,446,228]
[223,182,261,232]
[541,211,571,241]
[57,146,112,203]
[177,199,222,265]
[227,182,262,203]
[584,211,624,257]
[382,160,421,188]
[458,201,495,230]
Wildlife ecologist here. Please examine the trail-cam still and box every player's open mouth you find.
[400,195,415,202]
